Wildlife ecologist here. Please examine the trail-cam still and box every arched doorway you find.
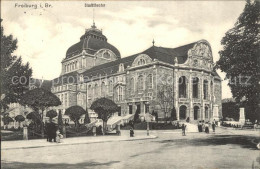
[179,105,187,120]
[205,106,209,119]
[194,106,199,120]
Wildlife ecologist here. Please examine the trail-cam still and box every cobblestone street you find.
[2,128,259,169]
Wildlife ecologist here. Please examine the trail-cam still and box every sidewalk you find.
[2,131,157,150]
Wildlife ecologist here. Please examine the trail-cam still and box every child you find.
[56,130,63,143]
[182,124,186,136]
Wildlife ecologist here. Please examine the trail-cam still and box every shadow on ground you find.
[1,160,120,169]
[156,135,260,150]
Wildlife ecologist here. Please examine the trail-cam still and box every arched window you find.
[203,80,208,100]
[205,106,209,119]
[147,74,153,89]
[194,106,199,120]
[117,86,123,101]
[192,77,199,98]
[130,78,134,92]
[108,80,113,94]
[94,84,99,97]
[138,58,146,65]
[103,52,110,59]
[179,76,187,98]
[137,75,144,92]
[101,82,106,96]
[179,105,187,120]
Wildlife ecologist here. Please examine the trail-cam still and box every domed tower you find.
[61,23,121,75]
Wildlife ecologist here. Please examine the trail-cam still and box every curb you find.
[2,135,158,150]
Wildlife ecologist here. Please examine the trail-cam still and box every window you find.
[192,77,199,98]
[108,80,113,94]
[179,76,187,98]
[147,74,153,89]
[118,86,123,101]
[101,82,106,96]
[94,84,99,97]
[103,52,110,59]
[65,94,67,107]
[61,94,63,105]
[130,78,134,92]
[203,80,208,100]
[137,75,144,92]
[138,58,146,65]
[88,85,92,98]
[205,106,209,118]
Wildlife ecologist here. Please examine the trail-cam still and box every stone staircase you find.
[107,114,135,132]
[183,122,199,133]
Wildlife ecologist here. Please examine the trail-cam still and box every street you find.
[2,128,260,169]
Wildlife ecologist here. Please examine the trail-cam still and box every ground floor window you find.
[179,105,187,120]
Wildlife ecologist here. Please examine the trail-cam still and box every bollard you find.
[63,126,66,138]
[23,127,28,140]
[93,126,96,136]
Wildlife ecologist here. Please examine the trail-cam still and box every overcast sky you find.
[2,1,246,99]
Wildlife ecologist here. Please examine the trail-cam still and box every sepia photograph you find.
[1,0,259,169]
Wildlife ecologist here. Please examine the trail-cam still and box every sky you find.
[2,1,246,99]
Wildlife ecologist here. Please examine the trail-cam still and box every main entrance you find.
[194,106,199,120]
[136,104,141,114]
[179,105,187,120]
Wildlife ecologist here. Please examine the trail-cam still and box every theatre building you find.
[52,23,222,122]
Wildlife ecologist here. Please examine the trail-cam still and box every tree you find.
[216,0,260,121]
[46,110,58,122]
[170,107,177,121]
[14,115,25,129]
[65,106,85,130]
[156,84,175,123]
[90,97,119,135]
[2,114,14,129]
[84,107,90,124]
[0,19,32,111]
[20,88,61,137]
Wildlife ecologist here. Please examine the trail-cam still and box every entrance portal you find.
[179,105,187,120]
[136,104,141,114]
[129,105,133,114]
[194,106,199,120]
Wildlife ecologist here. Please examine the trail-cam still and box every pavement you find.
[1,130,157,150]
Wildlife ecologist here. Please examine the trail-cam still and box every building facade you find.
[52,23,222,122]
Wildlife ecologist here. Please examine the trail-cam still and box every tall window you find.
[94,84,99,97]
[138,75,144,92]
[147,74,153,89]
[75,61,78,69]
[101,82,106,96]
[61,94,64,105]
[205,106,209,118]
[118,86,123,101]
[192,77,199,98]
[108,80,113,94]
[203,80,208,100]
[88,85,92,98]
[179,76,187,98]
[130,78,134,92]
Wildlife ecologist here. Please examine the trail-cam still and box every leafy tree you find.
[46,110,57,122]
[84,107,90,124]
[2,115,14,129]
[216,0,260,121]
[170,107,177,121]
[20,88,61,137]
[14,115,25,129]
[65,106,85,130]
[156,84,174,123]
[90,97,119,135]
[0,19,32,111]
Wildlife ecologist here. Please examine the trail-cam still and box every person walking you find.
[254,120,258,131]
[198,121,202,132]
[212,119,216,133]
[182,123,186,136]
[130,127,134,137]
[205,122,209,134]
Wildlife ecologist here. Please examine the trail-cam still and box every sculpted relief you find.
[188,42,212,59]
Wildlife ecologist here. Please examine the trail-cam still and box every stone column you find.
[189,72,193,120]
[23,127,28,140]
[239,108,246,124]
[175,71,179,120]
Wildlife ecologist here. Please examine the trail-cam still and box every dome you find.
[65,23,121,59]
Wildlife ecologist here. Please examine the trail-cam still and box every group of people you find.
[45,120,63,143]
[198,119,216,133]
